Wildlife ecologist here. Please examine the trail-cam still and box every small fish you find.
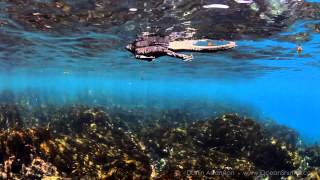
[297,45,303,53]
[234,0,253,4]
[129,8,138,12]
[203,4,229,9]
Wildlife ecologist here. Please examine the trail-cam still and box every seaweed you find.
[0,104,318,179]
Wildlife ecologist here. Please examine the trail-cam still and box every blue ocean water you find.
[0,0,319,144]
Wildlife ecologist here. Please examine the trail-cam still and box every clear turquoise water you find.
[0,0,320,143]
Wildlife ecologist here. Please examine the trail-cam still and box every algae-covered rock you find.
[263,120,300,149]
[306,168,320,180]
[0,128,59,179]
[0,104,317,179]
[156,149,256,180]
[45,107,151,179]
[188,114,300,172]
[188,114,266,156]
[0,104,23,130]
[302,145,320,167]
[135,116,258,179]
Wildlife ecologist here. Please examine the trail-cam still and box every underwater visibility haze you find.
[0,0,320,179]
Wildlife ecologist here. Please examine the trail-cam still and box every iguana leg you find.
[165,50,193,61]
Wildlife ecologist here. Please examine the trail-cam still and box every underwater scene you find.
[0,0,320,179]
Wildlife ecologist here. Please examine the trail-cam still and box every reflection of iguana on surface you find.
[2,0,318,39]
